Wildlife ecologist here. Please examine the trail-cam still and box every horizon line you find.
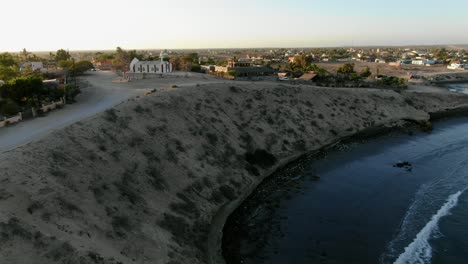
[2,43,468,53]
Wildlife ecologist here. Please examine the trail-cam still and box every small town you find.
[2,46,468,128]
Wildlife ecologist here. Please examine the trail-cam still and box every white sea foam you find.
[393,189,466,264]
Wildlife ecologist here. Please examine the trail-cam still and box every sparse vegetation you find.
[146,166,167,191]
[134,105,145,114]
[158,213,190,243]
[104,109,118,123]
[112,215,132,237]
[169,193,200,218]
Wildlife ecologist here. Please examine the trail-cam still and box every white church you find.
[129,50,173,75]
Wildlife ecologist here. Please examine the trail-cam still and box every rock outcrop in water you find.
[0,83,467,264]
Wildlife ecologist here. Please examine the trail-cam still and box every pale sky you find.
[1,0,468,51]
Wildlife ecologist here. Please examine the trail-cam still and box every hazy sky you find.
[1,0,468,51]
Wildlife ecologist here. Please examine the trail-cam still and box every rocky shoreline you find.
[220,117,449,264]
[1,83,468,264]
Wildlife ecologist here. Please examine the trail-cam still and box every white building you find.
[412,60,425,65]
[20,61,44,72]
[447,63,467,70]
[129,50,173,74]
[129,58,173,74]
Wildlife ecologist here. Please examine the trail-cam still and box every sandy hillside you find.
[1,83,468,264]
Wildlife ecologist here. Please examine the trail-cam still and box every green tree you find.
[286,62,297,73]
[0,99,20,117]
[0,53,17,67]
[64,84,81,102]
[228,70,237,77]
[0,75,45,107]
[112,47,133,71]
[72,60,94,75]
[169,56,181,71]
[337,63,356,75]
[206,57,215,65]
[0,66,20,82]
[55,49,71,62]
[360,66,372,78]
[294,54,313,72]
[58,59,74,69]
[310,64,331,78]
[180,53,199,71]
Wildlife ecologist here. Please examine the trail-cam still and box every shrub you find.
[112,215,132,237]
[146,126,158,136]
[104,109,118,123]
[0,99,19,117]
[158,213,190,243]
[146,166,167,191]
[134,105,145,114]
[57,197,82,214]
[219,185,237,200]
[128,136,144,147]
[229,86,240,93]
[244,149,277,168]
[46,242,75,261]
[206,133,218,145]
[110,150,120,161]
[115,182,142,205]
[142,149,160,162]
[27,201,44,214]
[98,144,107,152]
[50,168,67,178]
[169,193,199,218]
[0,217,32,241]
[377,75,408,88]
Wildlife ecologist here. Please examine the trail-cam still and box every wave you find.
[392,189,466,264]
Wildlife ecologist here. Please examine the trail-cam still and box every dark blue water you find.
[226,117,468,264]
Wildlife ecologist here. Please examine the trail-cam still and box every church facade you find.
[129,50,173,74]
[129,58,173,74]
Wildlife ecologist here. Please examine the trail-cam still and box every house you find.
[412,60,425,65]
[93,58,113,70]
[447,63,466,70]
[413,50,428,57]
[214,58,274,77]
[44,61,58,71]
[298,72,318,81]
[201,65,215,73]
[398,59,413,65]
[277,72,288,78]
[389,62,402,67]
[20,61,44,72]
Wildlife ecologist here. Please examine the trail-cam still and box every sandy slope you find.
[0,83,468,264]
[0,71,221,153]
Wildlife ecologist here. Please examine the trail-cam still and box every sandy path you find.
[0,71,228,153]
[0,71,142,153]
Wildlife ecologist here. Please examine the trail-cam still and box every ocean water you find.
[447,83,468,94]
[224,117,468,264]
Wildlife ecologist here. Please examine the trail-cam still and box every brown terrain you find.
[317,62,468,79]
[1,80,468,264]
